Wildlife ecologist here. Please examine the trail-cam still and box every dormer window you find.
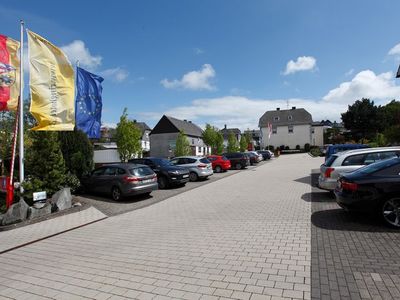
[288,115,293,121]
[274,116,280,121]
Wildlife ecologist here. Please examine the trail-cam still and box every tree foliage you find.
[175,130,191,156]
[341,98,382,141]
[227,132,239,153]
[116,108,142,162]
[23,131,67,199]
[239,135,248,152]
[59,128,94,179]
[215,132,224,155]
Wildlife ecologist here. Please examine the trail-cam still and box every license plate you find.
[183,174,189,178]
[142,179,153,183]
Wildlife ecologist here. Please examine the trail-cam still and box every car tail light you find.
[123,176,140,182]
[198,164,207,168]
[324,167,335,178]
[341,181,358,191]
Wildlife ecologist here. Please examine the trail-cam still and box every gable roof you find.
[150,115,203,137]
[258,107,312,127]
[134,121,151,134]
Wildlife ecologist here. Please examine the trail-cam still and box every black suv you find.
[222,152,250,170]
[129,157,190,189]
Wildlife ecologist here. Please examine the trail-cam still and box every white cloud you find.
[61,40,102,69]
[283,56,317,75]
[143,69,400,130]
[388,43,400,56]
[161,64,216,91]
[194,48,204,55]
[323,70,400,103]
[100,67,129,82]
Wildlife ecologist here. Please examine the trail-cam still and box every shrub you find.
[295,145,300,150]
[310,147,322,157]
[285,146,289,150]
[304,143,310,152]
[279,145,285,151]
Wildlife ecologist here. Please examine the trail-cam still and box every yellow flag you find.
[28,30,75,131]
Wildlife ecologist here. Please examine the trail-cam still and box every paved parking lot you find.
[77,163,269,217]
[310,168,400,300]
[0,154,312,300]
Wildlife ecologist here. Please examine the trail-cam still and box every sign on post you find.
[33,191,47,202]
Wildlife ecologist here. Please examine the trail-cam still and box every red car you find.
[207,155,231,173]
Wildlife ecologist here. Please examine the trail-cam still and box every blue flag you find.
[75,67,104,138]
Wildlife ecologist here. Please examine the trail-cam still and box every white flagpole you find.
[19,20,24,194]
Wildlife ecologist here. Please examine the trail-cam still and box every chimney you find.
[133,119,137,123]
[224,124,227,129]
[276,108,280,111]
[188,121,192,123]
[291,106,296,110]
[183,119,187,122]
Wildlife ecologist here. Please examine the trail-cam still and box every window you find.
[288,125,293,134]
[342,154,365,166]
[200,158,211,164]
[104,167,116,176]
[92,168,105,176]
[130,167,154,176]
[288,115,293,121]
[273,116,280,121]
[379,151,398,160]
[364,153,379,165]
[311,128,315,134]
[272,126,277,134]
[187,158,197,164]
[192,139,195,144]
[117,168,126,175]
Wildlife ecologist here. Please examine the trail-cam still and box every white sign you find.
[33,191,47,202]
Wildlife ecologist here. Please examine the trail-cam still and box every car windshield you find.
[130,167,154,176]
[200,158,210,164]
[324,155,338,167]
[222,156,229,161]
[352,157,400,176]
[151,158,172,167]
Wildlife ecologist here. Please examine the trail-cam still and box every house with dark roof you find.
[219,125,241,148]
[149,115,211,157]
[133,121,152,155]
[258,107,324,149]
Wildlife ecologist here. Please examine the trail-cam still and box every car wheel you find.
[111,186,122,201]
[235,163,242,170]
[215,165,222,173]
[381,198,400,228]
[158,176,168,189]
[189,172,198,182]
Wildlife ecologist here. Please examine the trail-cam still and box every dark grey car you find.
[82,163,158,201]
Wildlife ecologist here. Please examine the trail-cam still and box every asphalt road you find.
[77,160,273,217]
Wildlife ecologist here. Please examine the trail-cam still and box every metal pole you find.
[19,20,24,194]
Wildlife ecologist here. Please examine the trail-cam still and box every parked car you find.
[247,151,263,163]
[246,151,261,165]
[170,156,213,181]
[223,152,250,170]
[325,144,369,161]
[82,163,158,201]
[207,155,231,173]
[256,150,271,160]
[335,157,400,228]
[319,147,400,191]
[129,157,189,189]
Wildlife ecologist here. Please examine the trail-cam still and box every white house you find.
[259,107,324,149]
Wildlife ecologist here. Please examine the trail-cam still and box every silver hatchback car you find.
[170,156,213,181]
[318,147,400,191]
[82,163,158,201]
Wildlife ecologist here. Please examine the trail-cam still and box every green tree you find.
[384,125,400,144]
[175,130,191,156]
[202,124,216,147]
[58,128,94,179]
[0,111,15,175]
[215,132,224,155]
[116,108,142,162]
[227,132,239,152]
[341,98,383,141]
[239,135,248,152]
[23,131,67,199]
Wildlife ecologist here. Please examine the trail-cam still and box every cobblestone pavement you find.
[77,166,248,217]
[310,168,400,300]
[0,154,314,300]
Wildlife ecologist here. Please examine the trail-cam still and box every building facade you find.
[150,115,211,158]
[259,107,324,149]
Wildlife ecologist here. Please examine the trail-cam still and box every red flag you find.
[0,34,20,111]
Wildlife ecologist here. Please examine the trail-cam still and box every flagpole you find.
[19,20,24,194]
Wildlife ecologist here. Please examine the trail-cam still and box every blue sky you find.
[2,1,400,130]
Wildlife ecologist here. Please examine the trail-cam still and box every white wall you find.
[311,126,324,147]
[260,124,311,149]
